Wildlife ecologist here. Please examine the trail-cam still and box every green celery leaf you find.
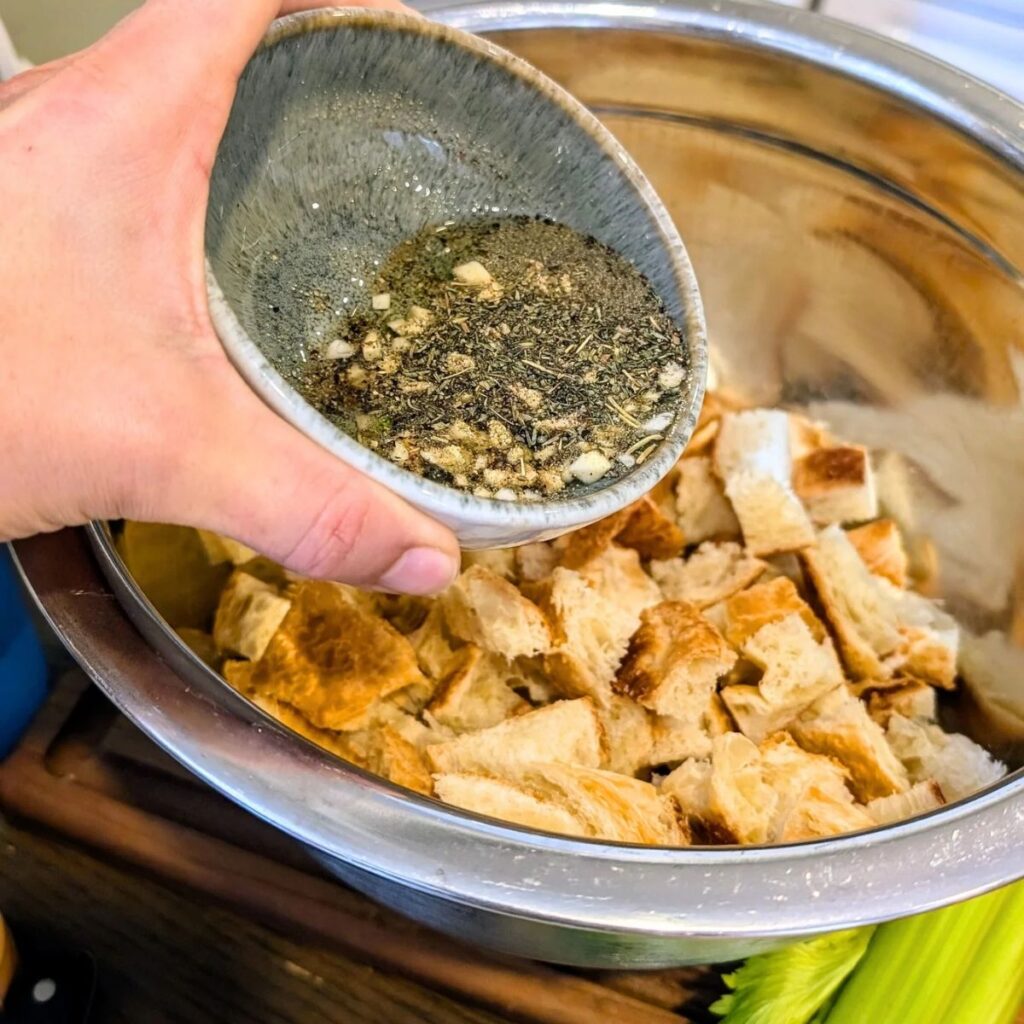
[711,928,874,1024]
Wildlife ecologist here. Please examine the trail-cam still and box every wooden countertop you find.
[0,820,509,1024]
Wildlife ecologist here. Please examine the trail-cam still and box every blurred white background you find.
[1,0,1022,97]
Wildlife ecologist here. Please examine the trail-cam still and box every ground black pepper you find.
[295,216,687,500]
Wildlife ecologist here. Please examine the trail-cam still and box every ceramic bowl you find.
[204,7,706,549]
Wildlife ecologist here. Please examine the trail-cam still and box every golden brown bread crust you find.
[723,576,827,648]
[847,519,909,588]
[615,601,737,718]
[616,496,686,561]
[793,446,875,525]
[246,582,427,732]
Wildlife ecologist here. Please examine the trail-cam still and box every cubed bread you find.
[427,645,530,733]
[892,588,959,690]
[722,576,827,648]
[616,496,686,561]
[744,614,844,708]
[615,602,737,719]
[249,692,361,762]
[440,763,688,845]
[759,733,873,843]
[855,678,937,726]
[598,695,655,777]
[197,530,259,567]
[434,773,589,836]
[213,570,292,661]
[663,733,777,845]
[847,519,909,587]
[649,693,729,767]
[407,604,461,681]
[577,543,663,613]
[957,630,1024,743]
[719,613,844,743]
[793,445,878,525]
[714,410,816,555]
[515,542,559,583]
[461,548,518,581]
[673,456,740,545]
[866,780,945,825]
[650,542,767,609]
[517,764,688,845]
[789,414,836,460]
[789,686,910,801]
[719,684,799,745]
[534,550,660,704]
[426,698,604,776]
[801,524,957,687]
[442,565,552,660]
[247,582,427,731]
[885,714,1005,802]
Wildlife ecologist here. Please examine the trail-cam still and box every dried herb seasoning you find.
[294,216,687,500]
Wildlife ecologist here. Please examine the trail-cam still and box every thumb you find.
[143,368,460,595]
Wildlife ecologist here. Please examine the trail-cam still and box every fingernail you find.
[377,547,459,595]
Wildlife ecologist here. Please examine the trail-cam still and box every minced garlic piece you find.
[567,451,613,484]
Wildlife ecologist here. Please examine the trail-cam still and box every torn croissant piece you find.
[866,779,945,826]
[664,732,871,845]
[673,455,740,545]
[442,565,552,660]
[722,575,827,648]
[801,524,958,687]
[847,518,909,588]
[719,613,844,743]
[650,541,767,609]
[885,713,1005,802]
[615,601,737,720]
[759,733,874,843]
[714,410,816,556]
[598,695,656,777]
[426,698,604,776]
[532,548,660,704]
[649,692,732,768]
[213,570,292,662]
[792,444,878,526]
[407,604,461,681]
[510,763,689,844]
[662,733,777,845]
[460,548,518,581]
[615,496,686,561]
[427,645,531,733]
[853,677,938,726]
[245,581,428,732]
[789,685,910,801]
[434,773,591,836]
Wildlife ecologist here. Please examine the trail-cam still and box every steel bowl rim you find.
[18,0,1024,944]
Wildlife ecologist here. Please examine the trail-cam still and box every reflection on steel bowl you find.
[13,0,1024,969]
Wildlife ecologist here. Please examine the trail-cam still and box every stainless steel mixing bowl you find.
[13,0,1024,968]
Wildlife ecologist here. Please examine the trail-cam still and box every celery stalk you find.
[711,928,874,1024]
[825,882,1024,1024]
[942,881,1024,1024]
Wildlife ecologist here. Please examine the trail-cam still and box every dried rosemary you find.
[295,216,687,500]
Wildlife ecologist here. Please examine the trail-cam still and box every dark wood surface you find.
[0,674,714,1024]
[0,820,510,1024]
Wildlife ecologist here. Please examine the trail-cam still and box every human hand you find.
[0,0,460,594]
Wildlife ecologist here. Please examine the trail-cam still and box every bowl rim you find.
[205,6,707,535]
[13,519,1023,943]
[17,0,1024,946]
